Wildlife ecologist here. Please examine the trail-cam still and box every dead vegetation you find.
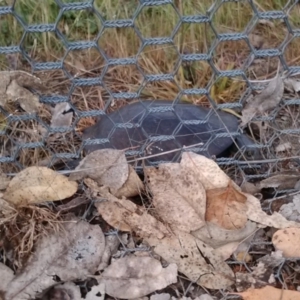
[0,203,64,267]
[1,0,300,299]
[1,150,300,299]
[0,1,299,172]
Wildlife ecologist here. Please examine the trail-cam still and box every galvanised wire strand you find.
[0,0,299,173]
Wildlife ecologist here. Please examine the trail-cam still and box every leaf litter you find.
[1,149,300,299]
[256,171,300,190]
[144,163,207,232]
[241,71,284,126]
[2,220,105,300]
[94,185,170,238]
[284,77,300,93]
[95,256,178,299]
[69,149,143,198]
[272,227,300,258]
[50,102,73,128]
[233,285,300,300]
[3,166,78,206]
[234,250,285,292]
[279,194,300,222]
[0,70,46,114]
[205,182,248,230]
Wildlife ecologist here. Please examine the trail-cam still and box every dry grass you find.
[0,1,300,292]
[0,202,64,267]
[0,0,300,170]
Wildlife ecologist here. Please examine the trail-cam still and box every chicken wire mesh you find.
[1,0,300,298]
[0,0,300,176]
[0,0,300,204]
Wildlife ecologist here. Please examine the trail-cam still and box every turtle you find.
[81,100,260,166]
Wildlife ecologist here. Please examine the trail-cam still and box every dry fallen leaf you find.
[3,220,105,300]
[185,154,300,230]
[95,187,170,239]
[145,162,206,232]
[257,172,300,190]
[284,78,300,93]
[115,165,144,198]
[96,255,177,299]
[245,193,300,228]
[272,228,300,258]
[240,105,257,128]
[6,79,41,113]
[241,181,261,195]
[56,196,89,212]
[144,151,239,233]
[50,102,73,128]
[98,235,121,271]
[241,74,284,126]
[70,149,128,188]
[0,71,44,113]
[146,229,234,289]
[206,182,248,230]
[70,149,143,198]
[0,71,12,106]
[234,285,300,300]
[180,152,232,190]
[192,220,258,248]
[3,166,78,205]
[95,198,132,232]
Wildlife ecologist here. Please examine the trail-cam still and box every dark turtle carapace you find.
[82,100,259,165]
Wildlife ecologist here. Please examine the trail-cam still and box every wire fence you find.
[1,1,300,298]
[0,0,300,190]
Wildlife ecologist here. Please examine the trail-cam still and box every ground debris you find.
[2,220,105,300]
[241,73,284,126]
[0,70,45,114]
[233,285,300,300]
[95,255,177,299]
[50,102,73,128]
[279,194,300,222]
[70,149,143,198]
[272,227,300,258]
[3,166,78,205]
[1,151,300,298]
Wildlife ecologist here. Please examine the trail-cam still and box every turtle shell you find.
[82,100,242,164]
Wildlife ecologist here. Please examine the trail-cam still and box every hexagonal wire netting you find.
[1,0,300,297]
[1,0,300,193]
